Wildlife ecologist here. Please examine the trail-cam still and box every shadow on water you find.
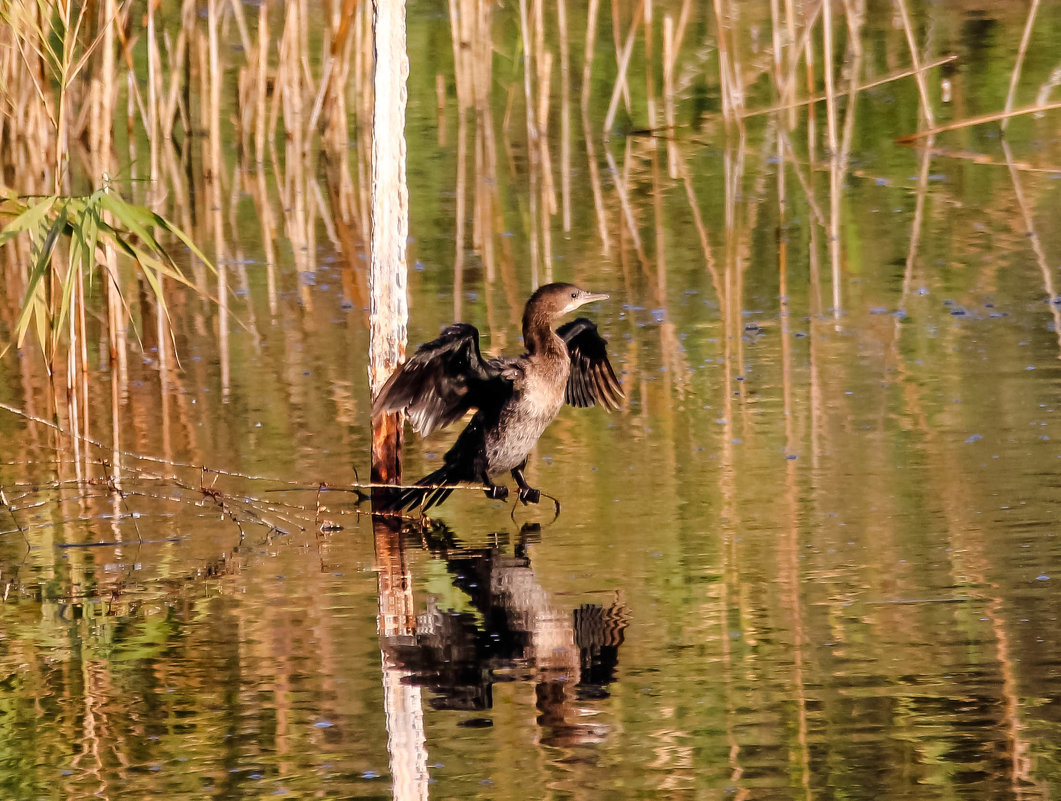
[386,522,627,740]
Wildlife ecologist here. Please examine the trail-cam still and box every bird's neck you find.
[523,309,564,359]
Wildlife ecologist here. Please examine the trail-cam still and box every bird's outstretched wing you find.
[557,317,624,411]
[372,323,511,435]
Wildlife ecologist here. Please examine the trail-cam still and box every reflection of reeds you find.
[1003,139,1061,359]
[894,0,935,128]
[1001,0,1040,133]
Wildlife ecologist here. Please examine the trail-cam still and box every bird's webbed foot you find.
[518,487,541,505]
[484,483,509,501]
[511,465,541,505]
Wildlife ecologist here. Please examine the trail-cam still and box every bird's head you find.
[527,282,610,320]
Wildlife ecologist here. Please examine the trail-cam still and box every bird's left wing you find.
[371,323,508,435]
[556,317,625,411]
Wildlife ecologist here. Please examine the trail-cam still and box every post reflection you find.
[375,515,430,801]
[376,520,628,751]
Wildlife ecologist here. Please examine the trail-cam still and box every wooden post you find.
[368,0,409,491]
[369,5,427,797]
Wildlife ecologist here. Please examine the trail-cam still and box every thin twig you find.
[0,488,29,546]
[897,100,1061,142]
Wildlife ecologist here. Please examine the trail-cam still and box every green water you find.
[2,2,1061,799]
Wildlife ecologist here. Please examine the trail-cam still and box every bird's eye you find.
[570,291,578,299]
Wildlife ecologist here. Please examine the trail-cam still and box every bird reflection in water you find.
[384,523,628,747]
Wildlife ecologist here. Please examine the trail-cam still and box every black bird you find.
[372,282,624,512]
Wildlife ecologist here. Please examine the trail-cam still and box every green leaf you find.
[5,205,66,357]
[0,196,57,248]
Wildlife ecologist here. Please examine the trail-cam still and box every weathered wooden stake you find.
[368,0,409,491]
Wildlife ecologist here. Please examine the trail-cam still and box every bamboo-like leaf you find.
[0,196,58,248]
[2,182,219,364]
[98,193,173,261]
[51,236,81,361]
[73,191,103,294]
[98,192,214,287]
[4,206,67,356]
[151,210,217,274]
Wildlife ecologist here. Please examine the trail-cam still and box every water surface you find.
[2,2,1061,799]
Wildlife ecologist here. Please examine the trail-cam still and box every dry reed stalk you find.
[893,0,935,127]
[146,0,161,189]
[712,0,739,126]
[537,51,555,282]
[1002,0,1041,133]
[207,0,224,187]
[305,9,342,151]
[803,1,817,162]
[837,1,864,176]
[739,54,957,121]
[227,0,253,56]
[533,0,557,246]
[782,0,797,126]
[447,0,466,111]
[609,0,632,115]
[662,13,677,178]
[580,0,611,255]
[462,0,498,282]
[670,0,692,62]
[329,1,357,154]
[452,0,480,273]
[454,93,468,322]
[254,2,269,164]
[770,0,785,105]
[660,0,692,162]
[537,50,557,214]
[101,0,131,442]
[474,0,501,283]
[353,5,373,254]
[644,0,656,132]
[603,0,645,136]
[557,0,571,231]
[518,0,541,286]
[156,1,191,142]
[898,99,1061,142]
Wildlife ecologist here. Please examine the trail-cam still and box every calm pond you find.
[2,2,1061,799]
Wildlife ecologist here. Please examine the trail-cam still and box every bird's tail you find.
[381,464,465,513]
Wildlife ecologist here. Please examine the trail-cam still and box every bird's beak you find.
[578,291,609,305]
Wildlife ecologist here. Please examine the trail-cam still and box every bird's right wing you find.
[557,317,625,411]
[371,323,509,435]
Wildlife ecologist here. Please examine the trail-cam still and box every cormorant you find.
[372,282,624,512]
